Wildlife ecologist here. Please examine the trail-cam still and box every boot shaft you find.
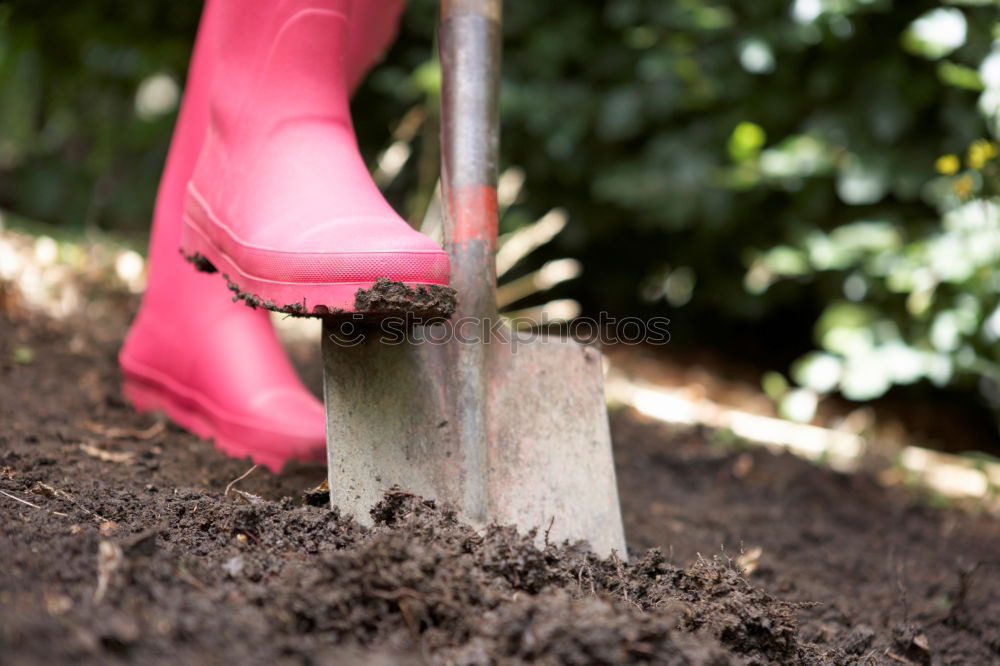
[208,0,355,147]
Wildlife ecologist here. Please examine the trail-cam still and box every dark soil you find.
[352,276,458,320]
[2,302,999,665]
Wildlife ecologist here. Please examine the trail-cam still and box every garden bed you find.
[1,303,998,665]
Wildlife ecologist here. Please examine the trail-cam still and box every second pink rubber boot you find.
[121,0,418,471]
[120,0,327,472]
[347,0,407,94]
[181,0,450,315]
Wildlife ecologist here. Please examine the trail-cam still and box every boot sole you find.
[180,199,457,321]
[120,360,325,472]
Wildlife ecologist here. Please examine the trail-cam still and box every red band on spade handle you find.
[448,184,499,250]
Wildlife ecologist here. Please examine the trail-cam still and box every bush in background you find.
[2,0,999,424]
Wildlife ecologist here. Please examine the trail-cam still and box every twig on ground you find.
[93,540,124,604]
[79,443,135,464]
[31,481,109,522]
[887,547,910,625]
[1,489,42,509]
[225,465,263,504]
[611,550,639,608]
[895,562,909,625]
[0,489,70,517]
[174,564,208,591]
[947,561,984,625]
[80,420,165,441]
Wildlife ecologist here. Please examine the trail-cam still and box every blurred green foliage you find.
[0,2,200,231]
[2,0,1000,418]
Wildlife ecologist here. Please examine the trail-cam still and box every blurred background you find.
[2,1,1000,495]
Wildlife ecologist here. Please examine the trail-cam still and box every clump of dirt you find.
[353,277,457,320]
[178,249,217,274]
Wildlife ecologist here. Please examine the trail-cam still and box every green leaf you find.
[12,346,34,364]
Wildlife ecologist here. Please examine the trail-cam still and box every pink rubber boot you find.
[181,0,450,315]
[347,0,407,94]
[120,0,410,471]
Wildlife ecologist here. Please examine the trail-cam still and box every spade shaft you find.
[435,0,504,522]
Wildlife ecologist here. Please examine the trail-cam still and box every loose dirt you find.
[353,277,458,320]
[1,301,998,665]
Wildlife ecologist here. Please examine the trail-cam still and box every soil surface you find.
[2,300,999,665]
